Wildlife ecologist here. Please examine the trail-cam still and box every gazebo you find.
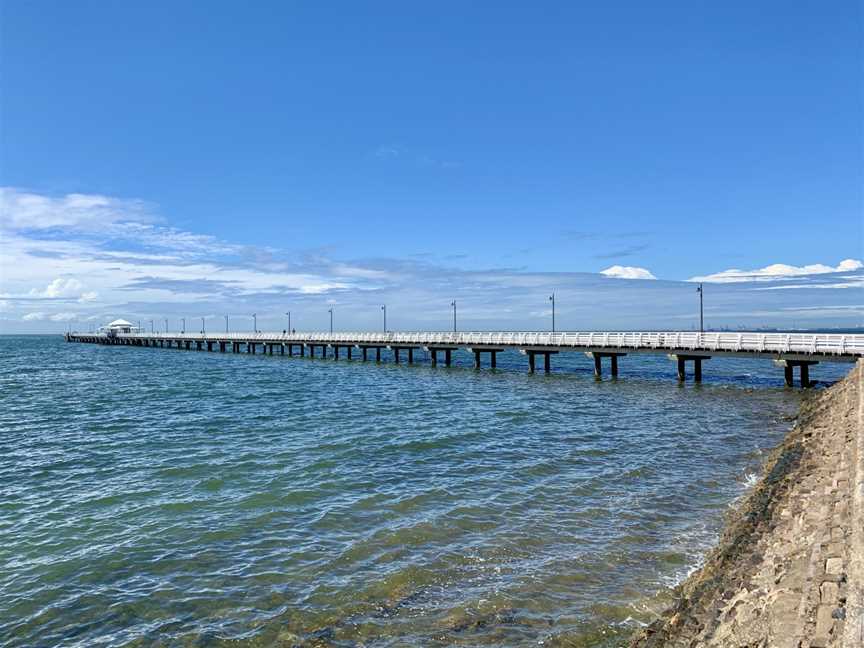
[98,319,136,334]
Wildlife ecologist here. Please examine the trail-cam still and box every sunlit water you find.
[0,335,851,647]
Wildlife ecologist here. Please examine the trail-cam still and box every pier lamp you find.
[697,284,704,333]
[164,318,168,334]
[201,317,205,334]
[253,313,257,333]
[225,315,229,333]
[328,308,333,333]
[451,301,456,333]
[549,293,556,333]
[137,320,141,332]
[149,320,154,333]
[181,318,186,334]
[381,305,386,332]
[285,311,291,333]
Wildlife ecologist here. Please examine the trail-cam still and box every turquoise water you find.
[0,335,851,647]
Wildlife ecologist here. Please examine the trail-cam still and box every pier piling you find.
[669,354,710,382]
[775,359,818,388]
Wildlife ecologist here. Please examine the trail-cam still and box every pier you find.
[65,330,864,387]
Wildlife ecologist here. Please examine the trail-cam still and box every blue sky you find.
[1,1,861,332]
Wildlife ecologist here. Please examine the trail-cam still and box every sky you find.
[0,1,861,333]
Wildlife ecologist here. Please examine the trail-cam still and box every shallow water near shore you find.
[0,335,852,647]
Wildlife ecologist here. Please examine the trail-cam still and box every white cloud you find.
[29,277,84,298]
[22,312,45,321]
[78,291,99,302]
[600,265,657,280]
[690,259,864,283]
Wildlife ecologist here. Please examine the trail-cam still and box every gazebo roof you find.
[106,319,133,328]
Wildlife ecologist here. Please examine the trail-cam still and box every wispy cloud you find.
[373,145,401,158]
[371,145,460,169]
[594,244,651,259]
[0,187,153,231]
[2,187,862,333]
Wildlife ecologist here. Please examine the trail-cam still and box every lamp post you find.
[201,316,205,334]
[451,300,457,333]
[381,305,386,332]
[285,311,291,333]
[181,318,185,334]
[164,318,168,333]
[252,313,257,333]
[225,315,229,333]
[328,308,333,333]
[697,283,704,333]
[549,293,556,333]
[149,319,154,333]
[137,320,141,332]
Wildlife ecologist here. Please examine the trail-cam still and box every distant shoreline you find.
[630,360,862,646]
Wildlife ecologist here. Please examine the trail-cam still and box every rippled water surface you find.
[0,335,851,647]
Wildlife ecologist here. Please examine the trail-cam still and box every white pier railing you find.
[111,330,864,358]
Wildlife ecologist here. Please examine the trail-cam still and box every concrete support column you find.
[474,350,481,369]
[408,348,413,364]
[362,347,368,361]
[280,344,285,356]
[490,351,497,369]
[528,352,536,374]
[430,350,438,367]
[611,355,618,377]
[544,353,551,373]
[185,341,191,350]
[207,341,213,352]
[300,344,305,357]
[594,355,602,377]
[671,354,710,382]
[445,349,452,367]
[394,348,400,364]
[334,346,340,361]
[376,347,381,362]
[774,359,817,388]
[347,346,352,360]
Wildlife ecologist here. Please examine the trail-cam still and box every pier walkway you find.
[66,330,864,387]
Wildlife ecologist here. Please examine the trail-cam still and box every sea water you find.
[0,335,851,647]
